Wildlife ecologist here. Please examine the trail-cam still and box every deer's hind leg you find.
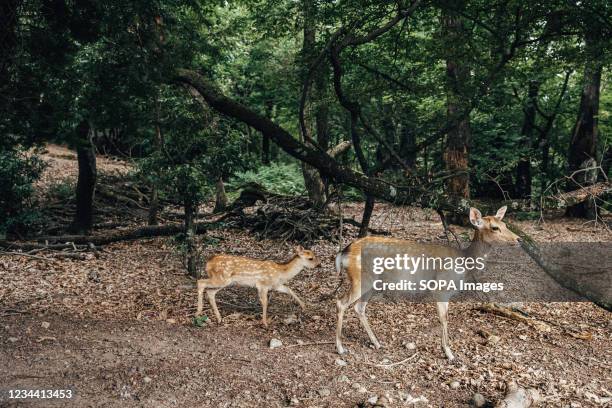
[354,296,380,349]
[335,285,362,355]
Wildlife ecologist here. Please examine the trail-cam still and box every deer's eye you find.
[491,226,500,231]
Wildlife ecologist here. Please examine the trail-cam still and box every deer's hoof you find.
[336,345,346,355]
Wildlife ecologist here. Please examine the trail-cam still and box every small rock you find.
[518,334,527,341]
[7,337,18,343]
[404,342,416,350]
[269,338,283,349]
[352,382,367,393]
[289,396,300,406]
[367,395,378,405]
[143,376,152,383]
[488,335,501,344]
[449,380,460,389]
[335,358,347,367]
[337,375,349,383]
[249,343,258,350]
[318,388,331,397]
[283,314,298,325]
[41,321,50,329]
[471,393,486,407]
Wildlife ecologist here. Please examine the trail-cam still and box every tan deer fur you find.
[334,206,519,359]
[196,246,320,326]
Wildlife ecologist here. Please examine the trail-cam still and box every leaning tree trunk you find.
[70,121,96,234]
[515,81,539,199]
[566,30,602,219]
[441,4,471,224]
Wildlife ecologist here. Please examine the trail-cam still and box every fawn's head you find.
[469,206,520,244]
[295,245,320,268]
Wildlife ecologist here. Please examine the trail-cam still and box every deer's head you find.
[295,245,320,268]
[469,206,520,244]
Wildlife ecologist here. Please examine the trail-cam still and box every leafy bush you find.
[47,178,75,202]
[0,148,45,236]
[228,163,306,196]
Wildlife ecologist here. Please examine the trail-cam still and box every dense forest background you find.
[1,0,610,245]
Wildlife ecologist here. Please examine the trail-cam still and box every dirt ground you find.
[1,145,611,407]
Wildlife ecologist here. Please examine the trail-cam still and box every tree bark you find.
[70,121,96,234]
[148,95,163,225]
[516,81,539,199]
[184,200,199,278]
[262,133,271,165]
[441,3,471,223]
[565,36,602,218]
[213,177,228,213]
[300,0,328,209]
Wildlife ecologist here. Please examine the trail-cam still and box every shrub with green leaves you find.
[228,163,306,196]
[0,148,45,236]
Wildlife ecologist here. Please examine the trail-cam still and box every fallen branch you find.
[495,381,540,408]
[1,223,208,249]
[476,303,550,332]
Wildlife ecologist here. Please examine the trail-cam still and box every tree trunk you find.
[70,121,96,234]
[300,0,328,209]
[148,95,163,225]
[184,200,199,278]
[359,196,375,237]
[0,0,19,85]
[566,33,602,218]
[441,4,471,223]
[515,81,539,199]
[399,122,417,169]
[262,133,271,165]
[213,177,229,213]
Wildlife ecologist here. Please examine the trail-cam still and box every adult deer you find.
[196,246,320,326]
[334,206,519,360]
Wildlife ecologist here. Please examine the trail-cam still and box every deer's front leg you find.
[258,286,269,327]
[277,284,305,310]
[436,301,454,360]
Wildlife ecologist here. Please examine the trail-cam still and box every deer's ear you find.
[495,206,507,220]
[469,207,484,229]
[295,245,304,253]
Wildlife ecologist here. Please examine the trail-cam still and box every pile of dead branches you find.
[227,195,342,244]
[222,183,387,244]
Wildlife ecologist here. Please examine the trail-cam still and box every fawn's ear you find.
[495,206,507,220]
[469,207,484,229]
[295,245,304,253]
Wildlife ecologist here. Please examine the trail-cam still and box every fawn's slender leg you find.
[436,301,454,360]
[207,289,222,323]
[354,300,380,349]
[335,285,361,354]
[276,285,305,310]
[196,280,207,316]
[258,287,269,327]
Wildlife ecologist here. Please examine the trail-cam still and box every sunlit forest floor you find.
[1,145,610,407]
